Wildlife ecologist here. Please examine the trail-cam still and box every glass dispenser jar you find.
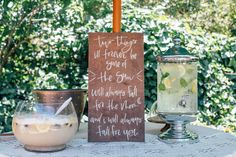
[156,37,198,143]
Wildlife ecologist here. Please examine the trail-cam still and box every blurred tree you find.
[0,0,235,133]
[82,0,112,19]
[0,0,43,74]
[135,0,236,36]
[0,0,87,132]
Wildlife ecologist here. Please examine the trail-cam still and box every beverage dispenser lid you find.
[156,36,198,63]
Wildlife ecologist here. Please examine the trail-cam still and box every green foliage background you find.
[0,0,235,133]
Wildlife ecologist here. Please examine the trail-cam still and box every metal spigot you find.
[178,95,189,108]
[179,99,186,108]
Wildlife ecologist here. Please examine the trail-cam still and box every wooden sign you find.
[88,32,144,142]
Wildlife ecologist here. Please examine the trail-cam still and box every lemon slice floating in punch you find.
[36,124,51,133]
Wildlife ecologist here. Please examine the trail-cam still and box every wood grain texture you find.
[88,32,144,142]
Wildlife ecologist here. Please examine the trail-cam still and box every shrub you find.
[0,0,88,132]
[0,0,235,133]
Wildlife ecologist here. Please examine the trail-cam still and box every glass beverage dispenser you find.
[156,37,198,143]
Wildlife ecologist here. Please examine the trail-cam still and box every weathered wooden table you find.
[1,122,236,157]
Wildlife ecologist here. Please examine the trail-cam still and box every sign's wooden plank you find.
[88,32,144,142]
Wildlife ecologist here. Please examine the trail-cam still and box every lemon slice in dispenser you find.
[191,79,197,93]
[177,65,186,77]
[162,64,186,78]
[163,78,172,89]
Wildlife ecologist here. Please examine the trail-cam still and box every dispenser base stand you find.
[158,114,198,143]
